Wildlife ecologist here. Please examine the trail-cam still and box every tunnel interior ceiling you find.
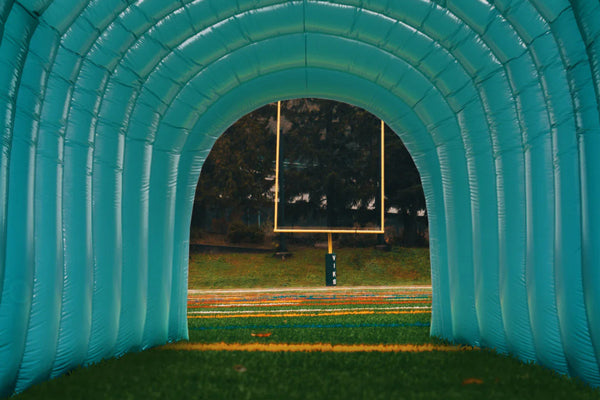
[0,0,600,395]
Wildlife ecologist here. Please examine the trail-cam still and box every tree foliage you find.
[278,99,382,228]
[193,104,276,229]
[384,127,427,245]
[192,99,427,245]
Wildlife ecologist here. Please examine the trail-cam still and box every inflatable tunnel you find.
[1,0,600,395]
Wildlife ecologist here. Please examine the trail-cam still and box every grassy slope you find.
[188,246,431,288]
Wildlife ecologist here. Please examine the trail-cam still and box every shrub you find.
[227,221,265,244]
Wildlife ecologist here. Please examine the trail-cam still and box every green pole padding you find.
[326,253,337,287]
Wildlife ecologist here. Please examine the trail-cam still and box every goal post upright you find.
[273,100,387,285]
[274,100,281,231]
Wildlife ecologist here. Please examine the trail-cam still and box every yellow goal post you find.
[273,100,385,235]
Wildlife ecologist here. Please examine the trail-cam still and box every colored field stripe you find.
[187,289,433,315]
[188,292,432,299]
[188,295,432,302]
[189,292,432,298]
[188,289,431,299]
[188,306,431,315]
[188,285,432,295]
[161,342,477,353]
[188,299,432,306]
[189,322,430,331]
[188,309,431,319]
[188,300,432,308]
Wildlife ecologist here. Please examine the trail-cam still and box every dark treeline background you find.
[191,99,428,247]
[278,99,382,230]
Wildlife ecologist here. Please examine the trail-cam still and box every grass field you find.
[11,286,600,399]
[188,246,431,288]
[14,347,599,400]
[186,287,434,345]
[9,249,600,399]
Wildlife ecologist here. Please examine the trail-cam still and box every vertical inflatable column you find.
[543,8,600,381]
[14,22,64,393]
[424,101,478,345]
[463,135,504,351]
[571,0,600,378]
[399,131,451,340]
[444,0,504,354]
[580,131,600,368]
[389,104,452,340]
[0,0,15,308]
[0,5,38,397]
[418,153,452,340]
[51,90,94,379]
[456,94,504,351]
[437,138,478,344]
[143,148,180,349]
[523,131,567,372]
[411,151,452,341]
[116,133,152,355]
[469,158,504,349]
[83,60,134,364]
[85,79,126,364]
[169,153,202,342]
[521,32,567,371]
[496,147,535,360]
[497,55,536,363]
[552,119,599,382]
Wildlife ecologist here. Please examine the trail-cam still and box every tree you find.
[192,98,427,246]
[192,104,276,231]
[278,99,381,229]
[384,127,427,246]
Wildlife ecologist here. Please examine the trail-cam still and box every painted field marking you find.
[188,291,431,307]
[188,309,431,319]
[188,306,431,315]
[189,302,302,307]
[189,321,430,331]
[188,300,432,308]
[161,342,477,353]
[189,285,432,295]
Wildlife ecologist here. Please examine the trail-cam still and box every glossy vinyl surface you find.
[1,0,600,395]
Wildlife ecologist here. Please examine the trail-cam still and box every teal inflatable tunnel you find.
[1,0,600,395]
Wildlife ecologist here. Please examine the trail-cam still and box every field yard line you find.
[189,285,432,295]
[189,322,430,331]
[188,306,431,315]
[188,300,432,308]
[188,310,431,319]
[161,342,477,353]
[191,302,301,307]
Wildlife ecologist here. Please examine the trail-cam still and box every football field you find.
[10,287,600,400]
[169,286,481,355]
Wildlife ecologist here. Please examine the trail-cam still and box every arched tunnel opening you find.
[188,98,429,289]
[1,1,600,396]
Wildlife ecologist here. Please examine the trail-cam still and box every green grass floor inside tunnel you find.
[10,286,600,400]
[12,348,600,400]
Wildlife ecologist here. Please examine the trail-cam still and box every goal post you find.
[273,100,385,235]
[272,100,387,286]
